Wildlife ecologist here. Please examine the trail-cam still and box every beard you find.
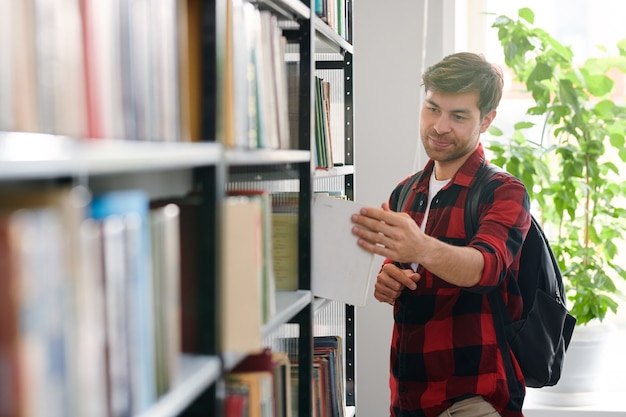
[421,129,479,163]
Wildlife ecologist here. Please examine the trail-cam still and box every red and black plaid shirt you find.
[385,144,531,417]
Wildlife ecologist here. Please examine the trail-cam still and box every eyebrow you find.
[424,99,473,115]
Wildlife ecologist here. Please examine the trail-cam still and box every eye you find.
[452,113,467,121]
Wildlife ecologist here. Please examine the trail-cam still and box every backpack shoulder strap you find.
[470,163,525,398]
[396,170,423,212]
[464,162,503,238]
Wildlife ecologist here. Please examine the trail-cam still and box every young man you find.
[351,52,531,417]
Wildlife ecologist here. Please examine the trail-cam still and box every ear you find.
[479,110,496,133]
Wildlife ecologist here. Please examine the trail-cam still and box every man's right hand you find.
[374,263,421,305]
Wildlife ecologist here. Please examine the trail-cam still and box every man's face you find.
[420,90,495,164]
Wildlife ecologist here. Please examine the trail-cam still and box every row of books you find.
[222,0,292,150]
[0,186,180,417]
[0,0,192,142]
[226,336,346,417]
[316,62,348,166]
[315,76,335,169]
[315,0,350,41]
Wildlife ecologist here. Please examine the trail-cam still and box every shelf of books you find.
[1,0,356,415]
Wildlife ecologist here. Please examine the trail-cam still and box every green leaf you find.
[518,7,535,24]
[585,56,626,73]
[513,121,535,130]
[528,62,553,85]
[594,100,615,119]
[583,73,614,97]
[492,15,513,27]
[488,125,504,136]
[558,79,580,110]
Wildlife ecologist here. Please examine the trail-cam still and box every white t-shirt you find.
[411,170,450,272]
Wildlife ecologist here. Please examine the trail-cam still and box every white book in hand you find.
[311,195,380,306]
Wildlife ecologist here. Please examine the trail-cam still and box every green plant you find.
[486,7,626,325]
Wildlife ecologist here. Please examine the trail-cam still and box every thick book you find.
[0,206,70,417]
[227,190,277,324]
[311,195,379,306]
[0,186,97,416]
[221,195,264,353]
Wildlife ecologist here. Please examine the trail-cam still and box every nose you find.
[433,116,450,135]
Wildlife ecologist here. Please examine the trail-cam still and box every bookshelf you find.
[0,0,355,416]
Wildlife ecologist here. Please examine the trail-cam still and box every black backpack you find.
[397,163,577,388]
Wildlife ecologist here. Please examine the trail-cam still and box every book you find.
[227,190,277,323]
[226,372,273,417]
[0,206,70,417]
[286,61,300,150]
[314,76,325,167]
[12,1,39,132]
[42,0,87,138]
[85,0,125,139]
[98,214,133,417]
[271,191,299,291]
[228,349,275,417]
[257,10,280,149]
[0,0,15,131]
[0,186,96,417]
[221,195,264,353]
[272,351,292,417]
[75,219,109,417]
[271,212,298,290]
[0,212,26,417]
[150,203,182,396]
[321,79,334,167]
[177,0,197,142]
[153,0,181,142]
[311,195,378,306]
[224,383,249,417]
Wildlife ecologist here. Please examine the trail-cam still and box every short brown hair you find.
[422,52,504,118]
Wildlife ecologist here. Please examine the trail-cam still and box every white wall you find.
[352,1,456,416]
